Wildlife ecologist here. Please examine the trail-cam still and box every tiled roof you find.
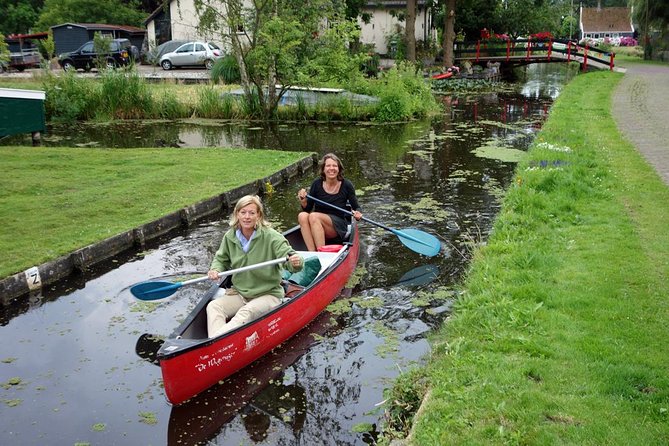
[53,23,146,33]
[581,7,633,33]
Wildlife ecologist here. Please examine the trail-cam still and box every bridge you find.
[453,38,623,73]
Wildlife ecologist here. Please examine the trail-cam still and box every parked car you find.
[159,41,223,70]
[58,38,134,71]
[144,39,189,66]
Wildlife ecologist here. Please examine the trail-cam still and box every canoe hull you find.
[157,224,359,405]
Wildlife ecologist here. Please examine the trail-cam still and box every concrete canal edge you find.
[0,154,318,306]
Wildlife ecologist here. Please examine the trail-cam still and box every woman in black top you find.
[297,153,362,251]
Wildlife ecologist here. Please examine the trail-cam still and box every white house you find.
[579,6,635,44]
[358,0,436,55]
[144,0,223,49]
[144,0,436,56]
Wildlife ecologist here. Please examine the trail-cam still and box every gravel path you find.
[612,63,669,186]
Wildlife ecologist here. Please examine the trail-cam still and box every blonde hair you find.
[228,195,271,229]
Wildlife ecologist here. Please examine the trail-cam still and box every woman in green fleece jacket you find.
[206,195,304,338]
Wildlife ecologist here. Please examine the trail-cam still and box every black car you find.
[58,38,134,71]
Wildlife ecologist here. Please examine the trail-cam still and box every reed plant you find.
[155,89,190,119]
[194,86,227,119]
[95,69,155,119]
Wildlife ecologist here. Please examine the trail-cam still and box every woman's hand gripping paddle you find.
[306,194,441,257]
[130,257,288,301]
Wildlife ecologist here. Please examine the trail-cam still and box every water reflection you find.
[0,64,575,445]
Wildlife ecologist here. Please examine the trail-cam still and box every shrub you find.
[96,69,155,119]
[211,55,241,84]
[41,71,96,121]
[156,90,189,119]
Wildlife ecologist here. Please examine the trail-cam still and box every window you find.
[195,43,205,52]
[177,43,193,53]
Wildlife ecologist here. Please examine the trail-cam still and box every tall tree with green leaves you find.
[0,0,41,35]
[194,0,368,119]
[34,0,146,31]
[629,0,669,59]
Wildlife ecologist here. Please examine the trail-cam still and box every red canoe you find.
[431,71,453,80]
[157,221,360,405]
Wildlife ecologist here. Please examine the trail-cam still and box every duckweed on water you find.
[372,321,400,359]
[92,423,106,432]
[130,302,160,314]
[352,422,374,433]
[1,377,23,389]
[139,411,158,425]
[411,287,456,307]
[1,357,17,363]
[355,296,384,309]
[473,139,526,162]
[4,399,21,407]
[326,298,354,316]
[406,197,450,223]
[346,266,366,288]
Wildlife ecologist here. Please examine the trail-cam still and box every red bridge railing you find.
[454,37,615,71]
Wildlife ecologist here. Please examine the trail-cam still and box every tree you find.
[195,0,367,120]
[405,0,417,61]
[442,0,455,67]
[35,0,146,31]
[630,0,669,59]
[0,1,40,35]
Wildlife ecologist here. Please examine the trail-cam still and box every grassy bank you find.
[390,71,669,444]
[0,65,440,123]
[0,147,309,279]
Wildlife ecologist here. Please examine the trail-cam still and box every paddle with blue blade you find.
[131,257,289,301]
[306,194,442,257]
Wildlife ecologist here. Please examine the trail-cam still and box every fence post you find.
[548,39,552,60]
[476,40,480,62]
[567,41,572,62]
[583,44,588,71]
[526,36,532,60]
[506,39,510,61]
[609,52,615,71]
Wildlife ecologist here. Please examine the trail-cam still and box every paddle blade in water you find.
[397,264,440,287]
[130,281,182,300]
[394,228,442,257]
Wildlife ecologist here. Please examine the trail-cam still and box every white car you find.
[159,41,223,70]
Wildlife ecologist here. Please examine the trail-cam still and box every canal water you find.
[0,64,574,445]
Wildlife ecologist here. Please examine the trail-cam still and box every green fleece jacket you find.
[210,226,303,299]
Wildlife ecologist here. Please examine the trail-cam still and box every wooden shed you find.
[0,88,46,144]
[51,23,146,56]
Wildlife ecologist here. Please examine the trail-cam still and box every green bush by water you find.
[28,63,439,123]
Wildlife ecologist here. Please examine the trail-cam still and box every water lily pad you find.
[473,139,526,162]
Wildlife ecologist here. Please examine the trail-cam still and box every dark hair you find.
[319,153,344,181]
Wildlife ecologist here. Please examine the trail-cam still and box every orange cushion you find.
[318,244,343,252]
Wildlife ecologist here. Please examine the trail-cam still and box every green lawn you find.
[0,147,309,278]
[399,71,669,444]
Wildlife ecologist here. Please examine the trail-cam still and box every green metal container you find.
[0,87,46,138]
